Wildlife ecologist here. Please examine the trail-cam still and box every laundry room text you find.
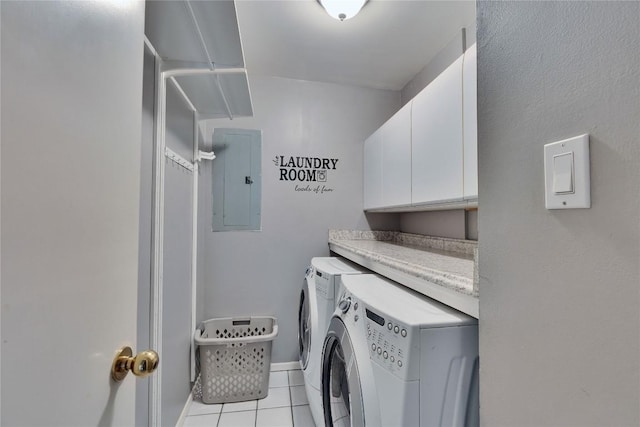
[273,154,339,194]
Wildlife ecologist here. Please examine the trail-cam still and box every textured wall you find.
[477,2,640,425]
[198,75,400,362]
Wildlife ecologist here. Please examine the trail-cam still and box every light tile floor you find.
[184,368,316,427]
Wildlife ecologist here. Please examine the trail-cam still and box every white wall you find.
[198,75,399,362]
[399,210,466,239]
[477,2,640,425]
[401,25,475,106]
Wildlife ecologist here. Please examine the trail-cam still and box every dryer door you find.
[298,276,312,368]
[322,316,380,427]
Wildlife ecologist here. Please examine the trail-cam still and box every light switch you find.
[552,152,574,194]
[544,134,590,209]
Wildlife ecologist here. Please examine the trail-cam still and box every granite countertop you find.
[328,230,479,317]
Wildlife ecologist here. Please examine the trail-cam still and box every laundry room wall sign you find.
[273,154,339,194]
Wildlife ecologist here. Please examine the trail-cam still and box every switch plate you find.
[552,152,574,194]
[544,134,590,209]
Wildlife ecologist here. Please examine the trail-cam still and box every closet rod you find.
[168,76,197,113]
[163,67,247,78]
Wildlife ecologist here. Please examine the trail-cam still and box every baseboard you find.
[270,361,301,372]
[175,390,194,427]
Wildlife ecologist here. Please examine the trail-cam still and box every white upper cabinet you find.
[363,46,478,212]
[411,55,464,205]
[381,101,412,207]
[463,44,478,200]
[363,128,383,210]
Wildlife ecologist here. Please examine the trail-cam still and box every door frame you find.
[145,33,243,426]
[145,36,201,426]
[144,36,198,426]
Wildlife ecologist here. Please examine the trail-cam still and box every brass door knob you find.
[111,346,159,382]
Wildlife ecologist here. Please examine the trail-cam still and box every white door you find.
[381,101,412,208]
[463,44,478,200]
[363,128,383,210]
[1,1,147,425]
[411,55,464,205]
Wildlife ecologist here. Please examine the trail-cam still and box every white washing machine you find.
[322,274,479,427]
[298,257,366,427]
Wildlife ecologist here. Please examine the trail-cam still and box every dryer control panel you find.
[364,306,417,381]
[336,288,416,381]
[314,269,334,299]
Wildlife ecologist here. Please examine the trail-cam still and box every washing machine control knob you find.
[338,297,352,313]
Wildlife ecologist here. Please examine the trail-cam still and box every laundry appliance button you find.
[401,329,407,337]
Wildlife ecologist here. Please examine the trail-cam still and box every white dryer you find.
[322,274,479,427]
[298,257,366,427]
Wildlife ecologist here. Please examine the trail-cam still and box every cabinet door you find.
[363,128,383,210]
[382,101,412,207]
[463,44,478,200]
[411,56,464,204]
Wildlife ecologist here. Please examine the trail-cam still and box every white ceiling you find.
[235,0,476,91]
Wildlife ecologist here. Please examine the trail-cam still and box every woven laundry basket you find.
[195,316,278,404]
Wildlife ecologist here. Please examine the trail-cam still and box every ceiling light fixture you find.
[318,0,368,21]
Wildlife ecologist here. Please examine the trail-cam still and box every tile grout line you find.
[254,401,258,427]
[288,370,295,426]
[215,402,223,427]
